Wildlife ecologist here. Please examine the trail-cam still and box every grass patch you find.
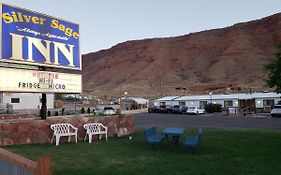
[3,130,281,175]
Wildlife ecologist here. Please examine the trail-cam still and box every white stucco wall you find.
[3,93,54,110]
[185,101,199,107]
[255,99,264,108]
[274,98,281,105]
[233,99,239,107]
[213,99,224,106]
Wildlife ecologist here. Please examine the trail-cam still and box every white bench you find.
[50,123,78,146]
[83,123,108,143]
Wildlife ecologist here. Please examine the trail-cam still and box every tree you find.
[264,43,281,93]
[55,93,63,100]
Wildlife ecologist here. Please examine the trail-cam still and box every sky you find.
[1,0,281,54]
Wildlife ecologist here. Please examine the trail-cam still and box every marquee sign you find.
[0,67,82,93]
[0,3,81,70]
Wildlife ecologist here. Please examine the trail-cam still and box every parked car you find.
[94,108,104,115]
[172,105,188,114]
[103,106,115,115]
[159,105,172,113]
[148,106,160,113]
[271,105,281,117]
[186,107,206,114]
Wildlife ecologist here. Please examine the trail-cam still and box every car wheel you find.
[272,114,281,117]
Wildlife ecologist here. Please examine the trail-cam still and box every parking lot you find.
[133,112,281,130]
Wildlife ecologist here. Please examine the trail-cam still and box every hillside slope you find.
[82,13,281,98]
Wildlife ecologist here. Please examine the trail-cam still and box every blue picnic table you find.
[161,127,185,146]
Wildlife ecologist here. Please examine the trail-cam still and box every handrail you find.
[0,148,51,175]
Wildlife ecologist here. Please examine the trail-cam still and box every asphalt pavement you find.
[132,112,281,131]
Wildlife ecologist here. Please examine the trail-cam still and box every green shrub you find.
[205,103,222,113]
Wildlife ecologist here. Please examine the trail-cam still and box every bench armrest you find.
[99,123,108,130]
[69,124,78,132]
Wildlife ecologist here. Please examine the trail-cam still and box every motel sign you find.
[0,3,82,94]
[0,4,81,70]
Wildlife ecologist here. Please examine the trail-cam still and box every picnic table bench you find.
[183,128,202,151]
[144,126,165,146]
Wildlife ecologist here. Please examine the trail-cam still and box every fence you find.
[0,148,51,175]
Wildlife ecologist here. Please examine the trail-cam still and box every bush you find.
[205,103,222,113]
[81,107,85,114]
[62,108,65,115]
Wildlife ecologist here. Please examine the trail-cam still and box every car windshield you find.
[189,107,195,109]
[104,107,114,110]
[274,105,281,109]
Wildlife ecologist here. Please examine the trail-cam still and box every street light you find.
[209,92,213,104]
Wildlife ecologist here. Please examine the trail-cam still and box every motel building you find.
[0,93,54,110]
[154,92,281,112]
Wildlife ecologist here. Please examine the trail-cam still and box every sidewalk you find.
[122,108,148,114]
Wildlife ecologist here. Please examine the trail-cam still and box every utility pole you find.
[91,82,95,105]
[145,78,152,100]
[119,80,122,114]
[160,78,163,98]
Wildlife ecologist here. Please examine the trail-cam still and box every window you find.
[263,99,274,107]
[160,102,166,106]
[179,102,185,106]
[224,100,233,108]
[11,98,20,103]
[200,101,207,108]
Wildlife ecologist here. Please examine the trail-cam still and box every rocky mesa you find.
[82,13,281,98]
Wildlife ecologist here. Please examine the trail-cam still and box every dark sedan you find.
[148,106,160,113]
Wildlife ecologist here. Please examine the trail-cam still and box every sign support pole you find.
[39,66,47,120]
[40,93,47,120]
